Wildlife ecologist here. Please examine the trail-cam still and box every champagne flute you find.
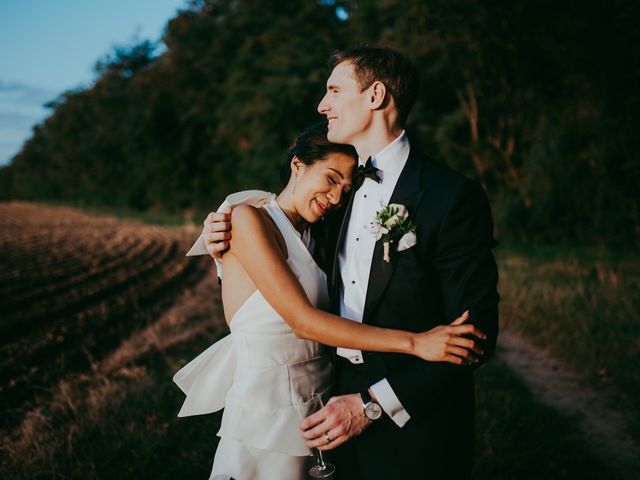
[296,392,336,479]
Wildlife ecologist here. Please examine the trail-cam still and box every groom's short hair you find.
[329,46,419,126]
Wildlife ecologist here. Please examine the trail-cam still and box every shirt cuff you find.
[336,347,363,364]
[370,378,410,427]
[214,257,223,280]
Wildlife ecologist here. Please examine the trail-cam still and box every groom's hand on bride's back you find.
[202,208,232,259]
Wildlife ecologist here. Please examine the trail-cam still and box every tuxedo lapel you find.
[329,189,355,302]
[363,149,427,322]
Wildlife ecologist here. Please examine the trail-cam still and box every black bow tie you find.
[352,157,381,191]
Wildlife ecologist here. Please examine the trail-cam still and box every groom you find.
[204,47,499,479]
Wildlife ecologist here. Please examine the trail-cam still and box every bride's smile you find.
[277,150,354,232]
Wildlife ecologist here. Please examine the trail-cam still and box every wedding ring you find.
[324,432,332,443]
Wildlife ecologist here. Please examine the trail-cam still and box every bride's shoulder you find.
[230,204,286,256]
[223,190,276,229]
[231,204,280,239]
[231,203,268,225]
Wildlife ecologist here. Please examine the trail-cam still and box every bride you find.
[173,123,485,480]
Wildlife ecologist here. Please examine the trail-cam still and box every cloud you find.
[0,81,57,165]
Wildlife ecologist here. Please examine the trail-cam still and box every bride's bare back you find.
[221,207,288,326]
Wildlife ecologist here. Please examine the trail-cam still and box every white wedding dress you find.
[174,191,332,480]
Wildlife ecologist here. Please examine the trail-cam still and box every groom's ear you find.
[368,81,387,110]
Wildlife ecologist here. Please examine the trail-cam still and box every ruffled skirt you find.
[174,333,333,479]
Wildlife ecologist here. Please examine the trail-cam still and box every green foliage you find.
[2,0,639,247]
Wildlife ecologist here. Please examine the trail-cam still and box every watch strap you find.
[361,389,373,406]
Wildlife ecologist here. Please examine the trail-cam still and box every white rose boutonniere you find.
[371,203,417,262]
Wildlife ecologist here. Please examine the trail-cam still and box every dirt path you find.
[497,330,640,476]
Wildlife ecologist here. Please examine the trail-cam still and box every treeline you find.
[1,0,638,247]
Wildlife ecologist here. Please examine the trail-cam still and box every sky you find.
[0,0,187,166]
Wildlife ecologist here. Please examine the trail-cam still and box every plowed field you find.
[0,202,210,433]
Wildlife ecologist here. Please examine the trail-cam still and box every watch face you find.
[365,402,383,420]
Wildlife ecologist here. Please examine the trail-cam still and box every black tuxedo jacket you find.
[313,148,499,479]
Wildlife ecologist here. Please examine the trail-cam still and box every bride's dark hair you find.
[279,123,357,185]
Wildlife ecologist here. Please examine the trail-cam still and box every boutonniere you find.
[371,203,417,263]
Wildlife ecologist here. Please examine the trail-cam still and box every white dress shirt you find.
[337,131,411,427]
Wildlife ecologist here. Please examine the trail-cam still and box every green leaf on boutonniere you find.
[371,203,417,262]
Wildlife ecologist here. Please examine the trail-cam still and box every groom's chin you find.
[326,129,341,144]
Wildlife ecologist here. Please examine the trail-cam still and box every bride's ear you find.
[291,156,305,176]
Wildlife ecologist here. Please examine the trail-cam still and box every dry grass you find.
[474,357,617,479]
[0,201,208,432]
[3,368,149,473]
[2,203,636,478]
[1,268,225,479]
[0,202,222,479]
[496,246,640,443]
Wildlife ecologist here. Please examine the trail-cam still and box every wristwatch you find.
[361,389,383,421]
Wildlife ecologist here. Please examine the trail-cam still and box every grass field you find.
[474,358,616,479]
[496,244,640,448]
[0,201,213,477]
[1,202,637,478]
